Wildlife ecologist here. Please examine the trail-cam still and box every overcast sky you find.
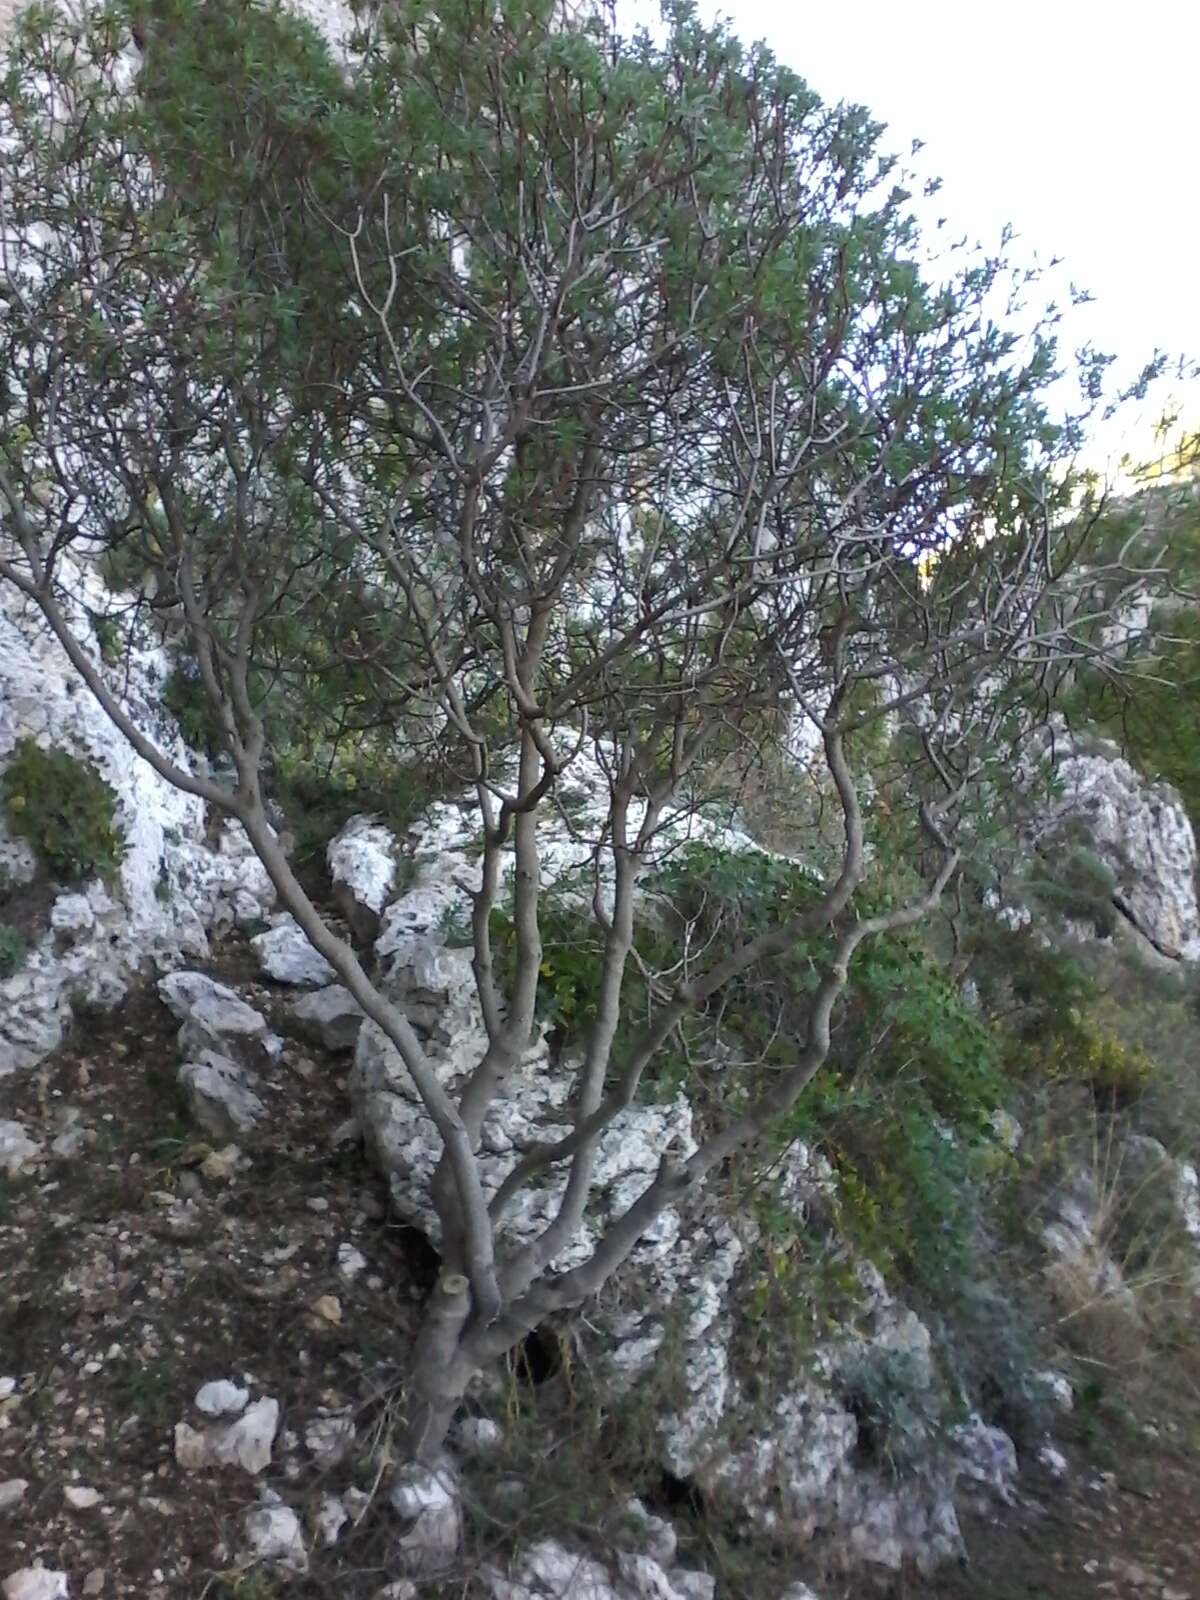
[621,0,1200,477]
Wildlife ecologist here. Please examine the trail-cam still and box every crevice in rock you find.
[512,1325,565,1386]
[646,1468,706,1525]
[1110,891,1182,961]
[382,1222,442,1294]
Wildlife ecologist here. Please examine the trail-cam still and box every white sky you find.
[620,0,1200,478]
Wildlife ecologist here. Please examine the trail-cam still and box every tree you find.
[0,0,1161,1461]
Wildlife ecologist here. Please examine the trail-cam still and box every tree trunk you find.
[401,1279,479,1463]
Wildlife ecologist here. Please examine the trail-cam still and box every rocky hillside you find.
[1,515,1200,1598]
[2,2,1199,1598]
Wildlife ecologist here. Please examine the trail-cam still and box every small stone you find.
[304,1413,355,1464]
[82,1575,104,1599]
[243,1501,308,1574]
[311,1295,342,1326]
[195,1380,249,1417]
[199,1145,243,1182]
[63,1485,101,1511]
[1031,1369,1074,1412]
[307,1197,330,1213]
[0,1379,16,1400]
[313,1494,348,1547]
[1038,1443,1069,1480]
[173,1423,212,1472]
[0,1480,29,1511]
[0,1122,40,1176]
[2,1575,70,1600]
[452,1416,503,1458]
[337,1243,367,1281]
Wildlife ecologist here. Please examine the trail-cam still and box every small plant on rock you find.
[1,739,124,884]
[0,922,25,978]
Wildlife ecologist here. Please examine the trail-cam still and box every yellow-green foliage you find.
[1039,1014,1153,1106]
[1,739,123,884]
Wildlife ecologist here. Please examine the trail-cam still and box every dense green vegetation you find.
[0,739,124,884]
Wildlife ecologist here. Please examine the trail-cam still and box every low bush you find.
[1,739,123,883]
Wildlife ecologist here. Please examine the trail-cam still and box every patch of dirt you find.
[0,943,426,1598]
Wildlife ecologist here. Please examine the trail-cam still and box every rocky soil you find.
[2,941,1200,1600]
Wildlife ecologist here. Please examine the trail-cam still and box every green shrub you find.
[1043,1017,1153,1106]
[274,748,444,864]
[835,1347,957,1480]
[1,740,124,883]
[88,610,124,667]
[162,664,225,757]
[0,923,25,978]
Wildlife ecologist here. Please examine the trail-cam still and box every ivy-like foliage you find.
[0,923,25,978]
[1,740,124,884]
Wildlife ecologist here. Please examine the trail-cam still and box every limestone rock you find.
[2,1575,69,1600]
[158,970,255,1025]
[390,1462,462,1576]
[165,979,268,1064]
[213,1397,280,1474]
[611,1500,677,1570]
[313,1493,349,1547]
[244,1497,308,1574]
[953,1416,1018,1503]
[337,1242,368,1281]
[0,1480,29,1511]
[0,555,275,1080]
[289,984,365,1053]
[176,1397,279,1476]
[0,1119,40,1175]
[63,1484,101,1511]
[178,1051,265,1138]
[479,1538,706,1600]
[452,1415,503,1458]
[304,1412,355,1464]
[194,1379,249,1417]
[1035,746,1200,960]
[328,814,400,941]
[252,917,335,987]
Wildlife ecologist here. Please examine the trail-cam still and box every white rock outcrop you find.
[328,814,401,940]
[0,565,275,1077]
[1036,746,1200,960]
[351,776,1013,1575]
